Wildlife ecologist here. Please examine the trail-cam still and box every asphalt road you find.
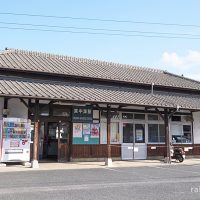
[1,164,200,200]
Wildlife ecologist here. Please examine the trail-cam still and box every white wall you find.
[7,98,28,119]
[193,112,200,144]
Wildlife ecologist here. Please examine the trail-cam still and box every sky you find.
[1,1,200,80]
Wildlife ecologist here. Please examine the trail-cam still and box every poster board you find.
[73,123,99,144]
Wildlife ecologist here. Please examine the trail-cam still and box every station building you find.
[1,48,200,164]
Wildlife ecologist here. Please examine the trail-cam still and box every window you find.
[159,124,165,142]
[53,106,71,117]
[134,114,145,120]
[148,114,159,121]
[123,123,133,143]
[100,122,107,144]
[171,116,181,122]
[172,125,192,143]
[110,122,120,143]
[110,111,120,120]
[148,124,165,143]
[101,111,119,120]
[122,113,133,119]
[39,105,49,116]
[135,124,145,143]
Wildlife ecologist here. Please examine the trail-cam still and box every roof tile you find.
[1,49,200,91]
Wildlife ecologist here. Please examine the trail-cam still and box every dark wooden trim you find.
[72,144,121,158]
[3,97,8,118]
[2,69,200,95]
[20,98,33,114]
[147,144,200,156]
[155,108,164,120]
[0,94,199,112]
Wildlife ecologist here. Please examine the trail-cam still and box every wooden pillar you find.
[31,99,40,168]
[69,107,73,161]
[105,105,112,166]
[164,108,171,163]
[3,98,8,118]
[57,121,61,162]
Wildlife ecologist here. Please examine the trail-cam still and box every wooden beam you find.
[3,98,8,118]
[155,108,164,121]
[20,98,33,114]
[168,108,178,119]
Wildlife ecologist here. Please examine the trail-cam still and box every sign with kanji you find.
[72,106,93,122]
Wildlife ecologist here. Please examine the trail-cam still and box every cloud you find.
[185,73,200,82]
[161,50,200,69]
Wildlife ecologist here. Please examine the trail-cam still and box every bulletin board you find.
[72,123,99,144]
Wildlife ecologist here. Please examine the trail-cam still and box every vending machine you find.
[0,118,31,162]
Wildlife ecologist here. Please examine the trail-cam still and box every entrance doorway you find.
[121,123,147,160]
[44,121,70,162]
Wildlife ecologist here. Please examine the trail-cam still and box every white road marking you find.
[103,167,165,179]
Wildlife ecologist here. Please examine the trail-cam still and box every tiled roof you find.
[1,75,200,110]
[1,49,200,91]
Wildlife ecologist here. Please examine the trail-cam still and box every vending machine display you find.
[0,118,31,162]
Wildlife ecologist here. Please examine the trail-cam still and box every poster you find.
[83,123,91,135]
[91,124,100,138]
[73,123,82,138]
[84,135,89,142]
[135,129,143,141]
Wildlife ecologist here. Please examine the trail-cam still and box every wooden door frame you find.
[39,117,72,161]
[57,121,71,162]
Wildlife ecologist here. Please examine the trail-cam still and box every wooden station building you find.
[1,48,200,166]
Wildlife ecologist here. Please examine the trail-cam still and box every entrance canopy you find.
[1,75,200,110]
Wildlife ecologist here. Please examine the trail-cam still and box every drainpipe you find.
[151,83,154,95]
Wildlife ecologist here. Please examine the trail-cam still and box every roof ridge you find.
[1,48,164,74]
[164,71,200,84]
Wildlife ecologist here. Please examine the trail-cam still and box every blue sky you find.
[1,1,200,80]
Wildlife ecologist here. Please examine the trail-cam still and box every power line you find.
[0,12,200,28]
[0,21,200,37]
[1,26,200,40]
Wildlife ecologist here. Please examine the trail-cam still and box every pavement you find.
[1,158,200,172]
